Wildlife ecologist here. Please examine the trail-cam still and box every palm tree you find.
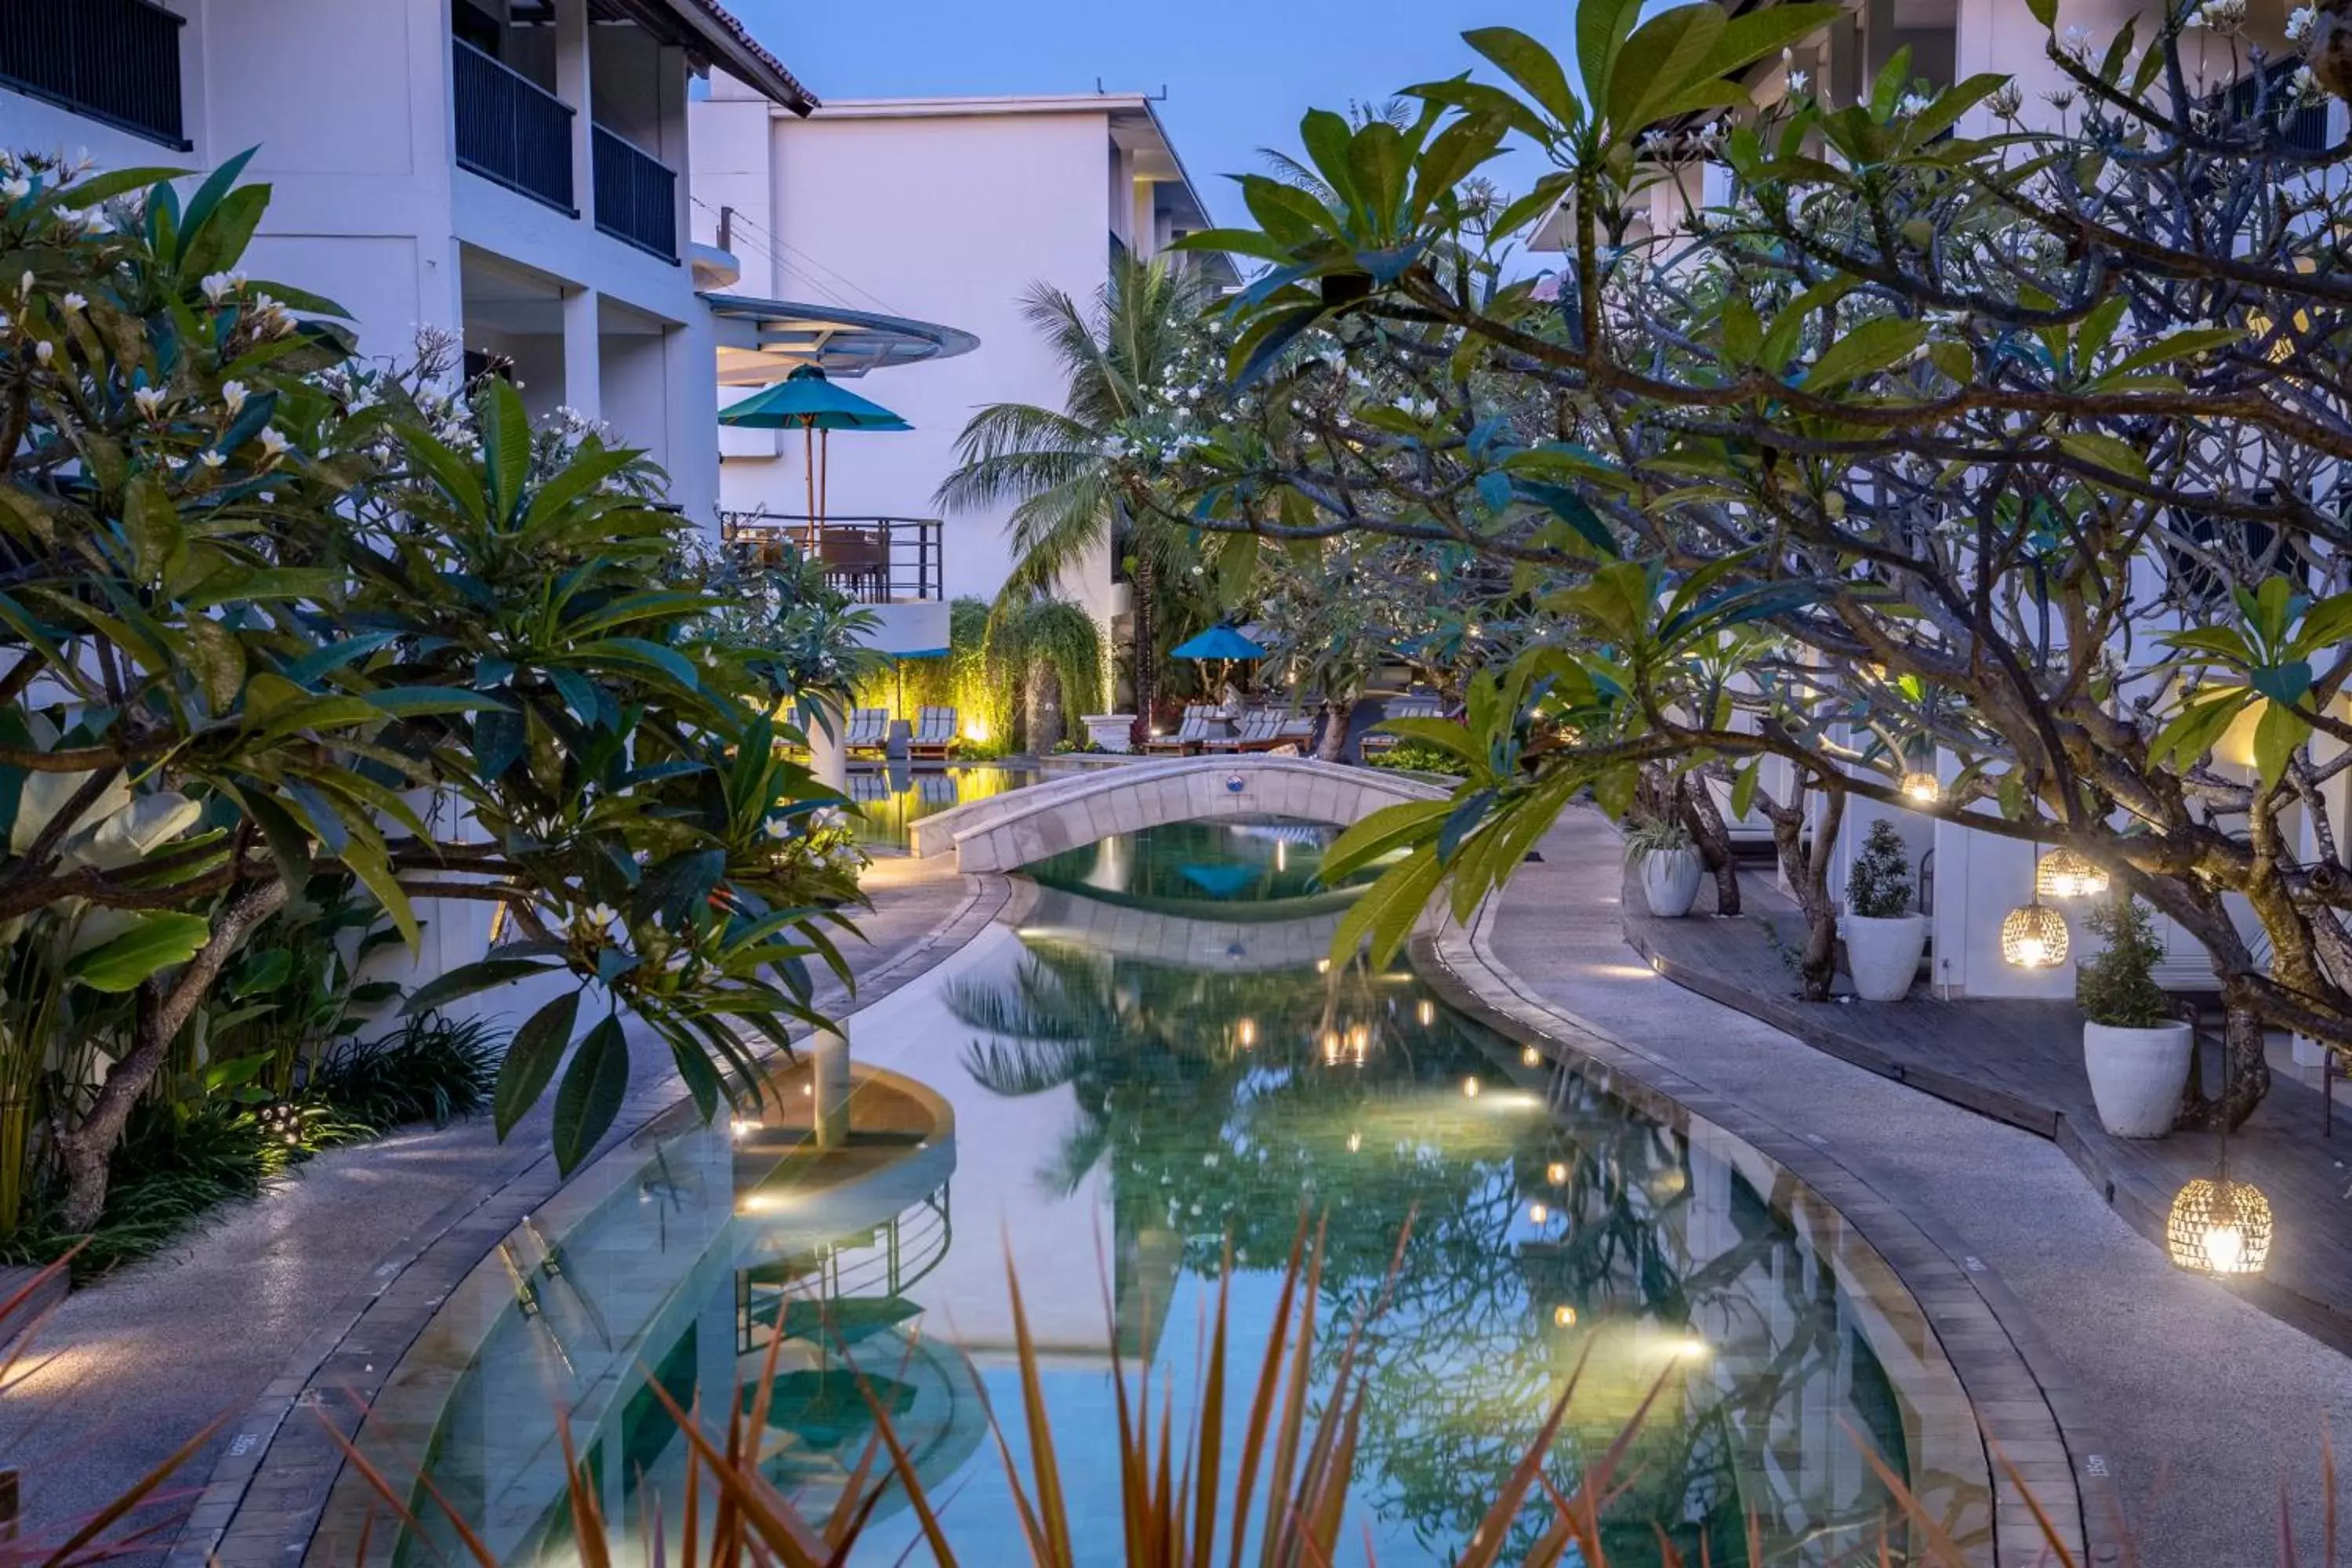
[934,255,1210,728]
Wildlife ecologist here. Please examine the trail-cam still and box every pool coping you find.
[1416,900,2121,1568]
[172,870,1015,1568]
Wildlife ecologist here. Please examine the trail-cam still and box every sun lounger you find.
[1202,709,1293,753]
[1141,705,1217,755]
[907,705,960,764]
[840,706,890,758]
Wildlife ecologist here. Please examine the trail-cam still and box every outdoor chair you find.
[1202,709,1293,753]
[908,706,960,764]
[841,707,890,758]
[1361,692,1445,753]
[1141,705,1217,755]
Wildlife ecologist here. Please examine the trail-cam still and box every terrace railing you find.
[452,38,575,215]
[592,124,678,262]
[0,0,187,148]
[720,513,943,604]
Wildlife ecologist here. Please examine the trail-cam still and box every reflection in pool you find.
[332,821,1973,1568]
[1022,815,1376,912]
[845,763,1035,850]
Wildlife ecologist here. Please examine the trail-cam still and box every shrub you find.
[302,1011,499,1133]
[1623,818,1692,861]
[1846,821,1915,920]
[1365,739,1461,774]
[2078,897,2174,1029]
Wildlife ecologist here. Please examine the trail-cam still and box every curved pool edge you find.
[1415,904,2111,1568]
[168,869,1018,1568]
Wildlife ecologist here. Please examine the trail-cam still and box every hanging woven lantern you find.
[2000,902,2071,967]
[1900,770,1942,804]
[2036,847,2110,900]
[2166,1177,2273,1276]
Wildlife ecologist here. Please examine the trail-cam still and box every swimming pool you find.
[311,818,1980,1566]
[845,763,1037,851]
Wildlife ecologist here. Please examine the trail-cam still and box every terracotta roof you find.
[663,0,818,114]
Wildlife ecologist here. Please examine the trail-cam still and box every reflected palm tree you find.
[941,924,1919,1561]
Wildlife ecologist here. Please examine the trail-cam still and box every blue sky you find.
[724,0,1573,225]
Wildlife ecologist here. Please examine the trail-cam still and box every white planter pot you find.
[1844,913,1928,1001]
[2083,1020,2193,1138]
[1635,847,1704,918]
[1080,714,1137,753]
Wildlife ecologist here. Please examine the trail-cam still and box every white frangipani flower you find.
[2288,4,2316,41]
[1786,69,1809,93]
[32,339,52,365]
[197,448,224,469]
[132,385,167,418]
[0,178,27,202]
[220,379,247,414]
[582,902,619,930]
[257,426,289,460]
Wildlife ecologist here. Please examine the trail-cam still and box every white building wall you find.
[695,95,1121,623]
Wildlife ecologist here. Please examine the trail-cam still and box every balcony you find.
[452,38,575,215]
[592,125,678,263]
[0,0,187,149]
[720,514,943,604]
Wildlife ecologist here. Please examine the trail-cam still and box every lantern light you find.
[1546,1161,1568,1185]
[1462,1077,1482,1098]
[2168,1177,2273,1276]
[1900,770,1941,804]
[1528,1203,1550,1224]
[1416,999,1437,1027]
[2000,902,2071,967]
[1522,1045,1543,1067]
[1553,1305,1578,1327]
[2036,846,2111,900]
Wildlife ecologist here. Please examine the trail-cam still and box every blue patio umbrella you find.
[1169,625,1268,662]
[1170,623,1268,706]
[718,365,911,524]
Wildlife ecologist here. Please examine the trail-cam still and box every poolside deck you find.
[1624,869,2352,1357]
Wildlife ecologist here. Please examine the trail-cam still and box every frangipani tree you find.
[0,151,857,1227]
[1178,0,2352,1123]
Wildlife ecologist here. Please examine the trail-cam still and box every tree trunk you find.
[1679,773,1740,916]
[55,878,288,1231]
[1766,782,1842,1002]
[2175,1002,2271,1131]
[1315,697,1353,762]
[1025,660,1065,755]
[1130,550,1157,740]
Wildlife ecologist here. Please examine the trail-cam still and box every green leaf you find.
[1611,4,1726,134]
[122,474,184,583]
[2249,660,2314,707]
[495,988,582,1139]
[1799,315,1926,390]
[1330,842,1447,971]
[399,956,560,1016]
[66,913,211,992]
[2254,697,2306,789]
[1465,27,1579,128]
[479,377,532,526]
[2053,432,2149,483]
[551,1014,630,1174]
[1323,797,1454,881]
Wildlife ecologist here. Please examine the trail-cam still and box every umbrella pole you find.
[803,420,816,550]
[819,428,830,528]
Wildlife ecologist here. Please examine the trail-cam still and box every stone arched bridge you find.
[909,755,1450,872]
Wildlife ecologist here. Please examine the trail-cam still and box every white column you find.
[554,0,593,219]
[562,285,601,424]
[659,45,691,263]
[810,1028,851,1149]
[806,694,848,795]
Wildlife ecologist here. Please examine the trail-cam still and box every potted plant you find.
[2078,895,2191,1138]
[1842,820,1927,1001]
[1626,818,1704,918]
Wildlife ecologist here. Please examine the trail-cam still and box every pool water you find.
[334,821,1968,1568]
[1022,815,1375,911]
[844,762,1036,850]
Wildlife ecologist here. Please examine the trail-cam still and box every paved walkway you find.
[0,855,982,1553]
[1623,867,2352,1356]
[1461,807,2352,1568]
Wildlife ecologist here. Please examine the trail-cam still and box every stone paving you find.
[0,855,987,1559]
[1454,805,2352,1568]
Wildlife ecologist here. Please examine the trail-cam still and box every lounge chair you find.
[1141,705,1217,755]
[841,707,890,759]
[1202,709,1292,753]
[907,706,960,764]
[1361,693,1444,753]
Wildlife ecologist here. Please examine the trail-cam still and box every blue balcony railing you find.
[452,38,575,215]
[593,124,678,263]
[0,0,187,149]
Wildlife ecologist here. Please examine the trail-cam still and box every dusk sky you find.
[724,0,1573,227]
